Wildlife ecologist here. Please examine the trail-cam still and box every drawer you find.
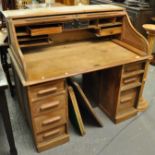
[96,26,122,37]
[34,109,67,133]
[29,80,65,102]
[28,25,62,36]
[36,125,67,143]
[122,75,143,86]
[123,61,145,74]
[118,88,139,111]
[31,92,67,117]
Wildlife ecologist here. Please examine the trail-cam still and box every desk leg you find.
[0,47,14,97]
[0,90,17,155]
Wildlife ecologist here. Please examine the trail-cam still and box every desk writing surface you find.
[23,40,142,82]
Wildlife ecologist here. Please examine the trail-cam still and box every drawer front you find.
[36,125,67,143]
[34,109,67,133]
[123,61,145,74]
[119,88,139,111]
[29,80,65,102]
[122,75,142,87]
[31,93,67,117]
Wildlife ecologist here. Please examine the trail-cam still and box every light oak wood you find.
[28,26,62,36]
[68,86,86,136]
[30,93,66,117]
[143,24,155,54]
[70,80,103,127]
[28,80,64,102]
[34,108,67,133]
[2,5,124,19]
[96,26,122,37]
[36,125,67,143]
[37,134,69,152]
[3,5,151,151]
[121,14,149,54]
[137,97,149,112]
[23,41,147,83]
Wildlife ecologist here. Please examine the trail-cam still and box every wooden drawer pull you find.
[37,87,58,95]
[124,77,137,84]
[43,129,60,139]
[40,101,60,111]
[120,96,133,103]
[42,116,61,126]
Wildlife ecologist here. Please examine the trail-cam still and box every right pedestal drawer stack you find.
[116,61,146,123]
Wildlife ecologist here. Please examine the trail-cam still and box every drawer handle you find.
[37,87,58,95]
[40,101,60,111]
[42,116,61,126]
[120,96,133,103]
[124,77,137,84]
[43,129,60,139]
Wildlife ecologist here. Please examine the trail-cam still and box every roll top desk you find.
[2,5,151,152]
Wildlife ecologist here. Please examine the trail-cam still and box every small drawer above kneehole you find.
[30,92,67,117]
[29,80,65,101]
[34,109,67,133]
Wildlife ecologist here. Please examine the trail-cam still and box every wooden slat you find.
[20,40,53,48]
[69,79,103,127]
[68,86,86,136]
[97,22,122,28]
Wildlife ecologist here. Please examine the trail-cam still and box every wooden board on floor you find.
[69,79,103,127]
[68,86,86,136]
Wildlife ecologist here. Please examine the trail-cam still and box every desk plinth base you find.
[36,134,69,152]
[137,98,149,112]
[99,105,138,124]
[115,108,138,124]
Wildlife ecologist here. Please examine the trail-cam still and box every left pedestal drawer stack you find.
[27,79,69,152]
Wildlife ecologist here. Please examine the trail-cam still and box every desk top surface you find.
[0,64,8,89]
[23,40,144,84]
[2,5,124,19]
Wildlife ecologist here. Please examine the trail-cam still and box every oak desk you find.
[2,5,151,152]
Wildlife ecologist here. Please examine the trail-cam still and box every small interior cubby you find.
[14,15,124,49]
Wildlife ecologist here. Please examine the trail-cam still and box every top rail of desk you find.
[2,5,124,19]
